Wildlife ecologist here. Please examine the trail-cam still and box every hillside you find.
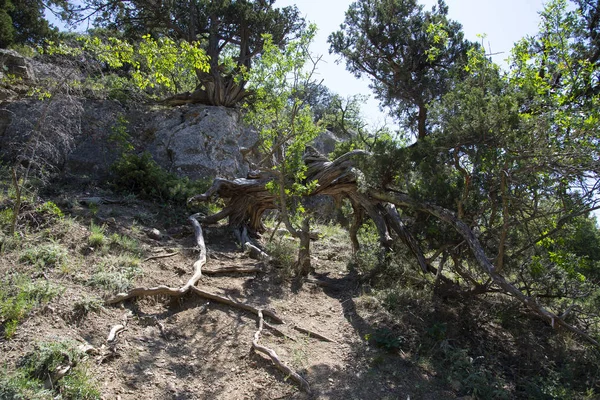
[1,175,598,399]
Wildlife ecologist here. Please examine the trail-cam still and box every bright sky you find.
[276,0,546,128]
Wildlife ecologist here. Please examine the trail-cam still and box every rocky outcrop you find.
[0,97,258,180]
[146,105,257,179]
[0,49,36,101]
[0,52,341,181]
[0,49,35,82]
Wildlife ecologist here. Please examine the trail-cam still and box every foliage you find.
[19,242,68,270]
[87,254,142,292]
[72,296,103,317]
[43,33,210,98]
[0,275,62,338]
[329,0,473,139]
[245,26,321,210]
[0,340,100,399]
[79,0,305,106]
[0,0,70,48]
[265,236,297,277]
[365,327,406,352]
[87,222,106,249]
[110,152,210,206]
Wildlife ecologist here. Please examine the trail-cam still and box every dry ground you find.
[0,190,457,400]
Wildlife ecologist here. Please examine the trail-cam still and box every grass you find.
[0,340,100,400]
[19,241,69,270]
[0,275,62,339]
[87,254,142,293]
[73,296,104,317]
[87,222,106,249]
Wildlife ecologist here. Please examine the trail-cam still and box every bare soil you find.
[0,190,460,400]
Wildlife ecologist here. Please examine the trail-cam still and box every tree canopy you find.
[0,0,71,47]
[329,0,473,139]
[78,0,305,106]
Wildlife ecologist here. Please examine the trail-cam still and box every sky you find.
[276,0,547,128]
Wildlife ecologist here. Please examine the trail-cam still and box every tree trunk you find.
[417,103,427,140]
[296,217,312,277]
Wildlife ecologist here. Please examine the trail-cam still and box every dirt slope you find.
[0,194,454,400]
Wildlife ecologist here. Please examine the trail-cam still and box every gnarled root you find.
[252,310,311,394]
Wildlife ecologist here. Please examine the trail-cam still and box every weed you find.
[290,337,309,370]
[0,208,14,230]
[110,152,210,206]
[35,201,64,218]
[266,237,297,277]
[88,222,106,249]
[0,231,21,253]
[109,233,140,254]
[19,242,68,270]
[0,340,101,399]
[0,276,62,338]
[365,327,406,352]
[87,255,142,292]
[73,296,104,317]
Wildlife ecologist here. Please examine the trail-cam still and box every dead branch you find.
[372,190,600,347]
[252,310,311,394]
[107,324,125,343]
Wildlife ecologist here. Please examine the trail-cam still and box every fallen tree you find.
[188,146,600,347]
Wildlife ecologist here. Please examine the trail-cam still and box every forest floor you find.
[0,180,594,400]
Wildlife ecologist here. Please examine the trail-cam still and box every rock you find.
[0,49,35,82]
[147,228,162,241]
[147,104,258,179]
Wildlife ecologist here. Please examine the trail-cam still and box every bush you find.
[110,152,210,206]
[0,340,100,400]
[0,276,62,338]
[87,223,106,249]
[19,242,68,270]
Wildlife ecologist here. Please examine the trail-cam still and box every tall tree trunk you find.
[417,103,427,140]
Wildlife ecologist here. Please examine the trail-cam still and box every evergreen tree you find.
[329,0,473,140]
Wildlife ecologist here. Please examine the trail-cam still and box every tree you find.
[329,0,472,140]
[80,0,304,107]
[0,0,72,48]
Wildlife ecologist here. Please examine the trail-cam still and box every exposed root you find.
[189,286,283,324]
[203,266,263,275]
[142,251,180,262]
[107,216,206,304]
[106,324,125,343]
[252,310,311,394]
[293,325,338,343]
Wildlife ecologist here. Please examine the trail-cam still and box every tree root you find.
[142,251,180,262]
[252,310,311,394]
[189,286,283,324]
[202,266,263,275]
[293,325,338,343]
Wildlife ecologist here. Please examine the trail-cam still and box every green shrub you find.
[110,152,210,206]
[19,242,68,270]
[0,276,62,338]
[365,327,406,352]
[0,340,101,400]
[35,201,63,218]
[266,237,297,277]
[109,232,140,254]
[73,296,103,317]
[87,223,106,249]
[87,254,142,293]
